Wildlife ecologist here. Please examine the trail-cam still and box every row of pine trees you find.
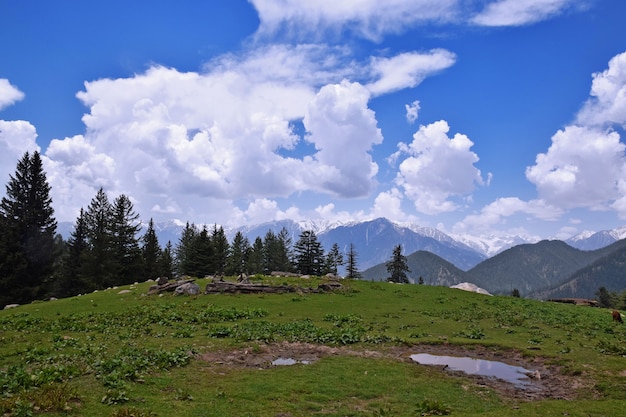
[0,151,380,307]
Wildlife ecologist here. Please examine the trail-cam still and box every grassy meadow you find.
[1,276,625,416]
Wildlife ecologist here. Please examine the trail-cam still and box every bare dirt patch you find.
[196,342,592,401]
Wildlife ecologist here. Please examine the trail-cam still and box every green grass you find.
[1,276,625,416]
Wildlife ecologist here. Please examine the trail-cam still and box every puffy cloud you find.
[44,44,394,223]
[0,79,24,111]
[366,50,456,96]
[405,100,421,124]
[526,125,625,209]
[250,0,459,40]
[0,120,39,189]
[0,79,36,188]
[394,120,484,214]
[303,80,382,197]
[576,51,626,128]
[526,52,626,215]
[471,0,574,27]
[455,197,563,234]
[371,188,414,222]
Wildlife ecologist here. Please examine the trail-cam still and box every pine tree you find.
[110,194,143,286]
[227,231,250,276]
[159,241,174,279]
[142,218,161,280]
[386,244,410,283]
[174,222,197,276]
[211,224,229,275]
[59,208,88,297]
[276,227,294,272]
[81,188,114,290]
[263,230,278,274]
[0,151,58,305]
[187,226,213,277]
[294,230,324,276]
[248,237,264,275]
[345,243,361,279]
[325,243,344,276]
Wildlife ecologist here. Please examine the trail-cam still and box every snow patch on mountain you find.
[451,233,540,257]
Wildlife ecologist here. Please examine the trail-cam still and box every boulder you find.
[450,282,492,296]
[175,282,200,296]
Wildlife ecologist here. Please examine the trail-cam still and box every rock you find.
[175,282,200,295]
[3,304,19,310]
[237,273,250,284]
[317,281,343,292]
[450,282,492,296]
[118,290,132,295]
[157,276,169,286]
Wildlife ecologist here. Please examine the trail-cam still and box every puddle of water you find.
[410,353,532,387]
[272,357,311,366]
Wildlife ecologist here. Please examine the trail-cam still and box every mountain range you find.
[56,217,626,299]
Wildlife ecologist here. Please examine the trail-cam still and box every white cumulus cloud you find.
[303,80,382,197]
[0,79,25,111]
[394,120,484,214]
[43,44,397,224]
[526,51,626,217]
[0,120,39,190]
[576,51,626,128]
[526,125,625,209]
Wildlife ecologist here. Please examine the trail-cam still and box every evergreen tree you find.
[325,243,344,276]
[159,241,174,279]
[596,286,616,308]
[81,188,114,290]
[211,224,230,275]
[174,222,197,276]
[187,226,213,277]
[227,231,250,276]
[345,243,361,279]
[58,208,88,297]
[276,227,294,272]
[263,230,278,273]
[0,151,58,305]
[294,230,324,275]
[386,244,410,283]
[142,218,161,280]
[110,194,143,286]
[248,236,264,275]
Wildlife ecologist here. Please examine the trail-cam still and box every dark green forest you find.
[0,152,366,308]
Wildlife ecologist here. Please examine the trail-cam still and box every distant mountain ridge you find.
[56,217,626,264]
[55,216,626,299]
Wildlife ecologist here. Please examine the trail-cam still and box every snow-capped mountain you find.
[452,233,541,258]
[55,217,626,271]
[566,225,626,251]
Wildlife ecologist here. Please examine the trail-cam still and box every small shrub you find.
[102,388,129,405]
[174,388,194,401]
[110,406,157,417]
[415,399,451,416]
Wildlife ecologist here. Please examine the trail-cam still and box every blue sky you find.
[1,0,626,240]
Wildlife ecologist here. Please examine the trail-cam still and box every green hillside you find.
[362,250,467,285]
[1,276,625,416]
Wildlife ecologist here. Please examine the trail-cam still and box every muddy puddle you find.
[197,342,590,400]
[410,353,532,387]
